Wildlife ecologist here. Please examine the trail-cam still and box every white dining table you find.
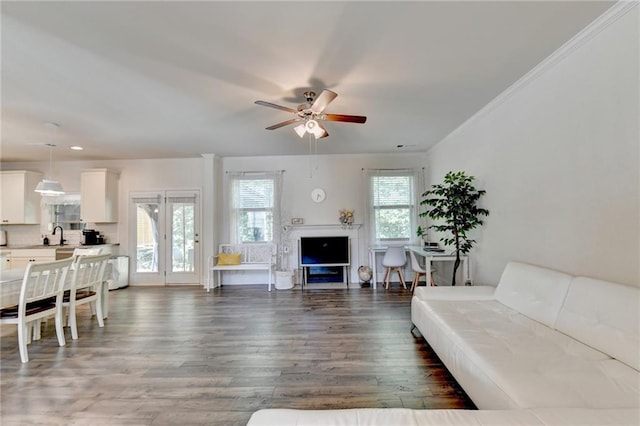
[0,265,110,317]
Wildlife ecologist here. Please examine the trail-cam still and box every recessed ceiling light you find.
[70,146,83,151]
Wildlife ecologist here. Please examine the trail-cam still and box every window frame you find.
[227,172,282,245]
[367,169,422,245]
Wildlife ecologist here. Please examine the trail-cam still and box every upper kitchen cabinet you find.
[81,169,119,223]
[0,170,43,224]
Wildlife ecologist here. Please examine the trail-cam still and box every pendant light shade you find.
[35,142,65,196]
[35,179,65,196]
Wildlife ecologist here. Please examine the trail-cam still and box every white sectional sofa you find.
[248,262,640,425]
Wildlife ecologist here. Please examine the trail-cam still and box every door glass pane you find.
[171,202,195,273]
[136,203,159,273]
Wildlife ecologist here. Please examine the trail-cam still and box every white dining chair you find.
[72,247,103,257]
[0,258,74,363]
[381,246,407,289]
[63,253,110,340]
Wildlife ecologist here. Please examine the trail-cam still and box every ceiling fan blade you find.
[318,122,329,139]
[255,100,297,114]
[323,114,367,124]
[266,118,300,130]
[310,89,338,113]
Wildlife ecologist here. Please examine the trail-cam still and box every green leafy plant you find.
[419,171,489,285]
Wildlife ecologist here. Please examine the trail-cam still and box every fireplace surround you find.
[287,224,361,286]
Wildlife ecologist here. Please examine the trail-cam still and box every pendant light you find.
[35,143,65,196]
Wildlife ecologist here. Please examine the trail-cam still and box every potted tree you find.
[416,225,426,247]
[419,171,489,286]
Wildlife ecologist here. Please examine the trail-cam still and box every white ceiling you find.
[1,1,614,162]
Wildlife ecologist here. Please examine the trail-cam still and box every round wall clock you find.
[311,188,326,203]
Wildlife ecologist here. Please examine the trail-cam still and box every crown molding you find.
[435,1,638,147]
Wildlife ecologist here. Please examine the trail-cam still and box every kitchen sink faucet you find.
[52,225,66,246]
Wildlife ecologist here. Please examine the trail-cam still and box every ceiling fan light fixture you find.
[305,120,326,139]
[294,123,307,138]
[314,127,327,139]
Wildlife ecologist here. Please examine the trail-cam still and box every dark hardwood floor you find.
[1,284,475,425]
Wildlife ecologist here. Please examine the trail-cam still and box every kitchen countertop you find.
[1,243,119,250]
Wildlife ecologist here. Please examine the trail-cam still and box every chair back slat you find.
[71,254,111,293]
[20,258,74,312]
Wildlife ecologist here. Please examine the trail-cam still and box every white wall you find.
[221,153,427,283]
[425,5,639,287]
[2,153,426,284]
[222,154,424,232]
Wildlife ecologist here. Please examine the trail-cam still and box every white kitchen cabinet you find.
[0,171,43,224]
[9,249,56,270]
[81,169,119,223]
[1,250,11,270]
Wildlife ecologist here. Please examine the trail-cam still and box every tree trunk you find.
[452,229,460,286]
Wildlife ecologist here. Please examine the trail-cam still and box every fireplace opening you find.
[306,266,344,283]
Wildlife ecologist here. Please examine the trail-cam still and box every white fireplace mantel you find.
[284,224,364,284]
[285,223,362,232]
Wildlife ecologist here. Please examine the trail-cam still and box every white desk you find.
[368,245,470,289]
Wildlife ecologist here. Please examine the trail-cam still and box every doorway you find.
[130,190,200,284]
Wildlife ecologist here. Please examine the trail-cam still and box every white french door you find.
[130,190,200,284]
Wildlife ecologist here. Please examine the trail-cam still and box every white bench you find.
[206,243,277,291]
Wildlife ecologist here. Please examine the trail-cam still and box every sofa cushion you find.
[555,277,640,371]
[413,285,496,301]
[248,407,640,425]
[530,408,640,425]
[494,262,572,328]
[414,298,640,408]
[247,408,546,425]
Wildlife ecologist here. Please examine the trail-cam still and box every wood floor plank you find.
[1,285,475,424]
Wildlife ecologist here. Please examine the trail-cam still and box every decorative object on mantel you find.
[419,171,489,286]
[339,209,354,229]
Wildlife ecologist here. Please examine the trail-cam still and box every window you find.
[228,171,282,244]
[43,194,82,231]
[367,169,421,243]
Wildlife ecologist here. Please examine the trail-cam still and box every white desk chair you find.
[0,258,74,363]
[409,250,435,293]
[382,246,407,289]
[63,253,110,340]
